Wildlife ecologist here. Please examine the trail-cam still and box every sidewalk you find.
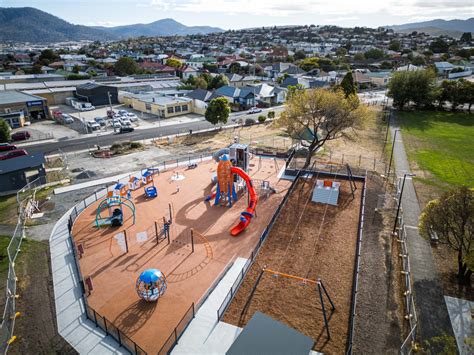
[389,122,454,342]
[49,205,127,354]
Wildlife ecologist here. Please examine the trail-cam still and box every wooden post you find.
[123,230,129,253]
[191,229,194,253]
[169,203,172,224]
[155,221,159,244]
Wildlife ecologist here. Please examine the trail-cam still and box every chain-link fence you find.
[0,175,47,354]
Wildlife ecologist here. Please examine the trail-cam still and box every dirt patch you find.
[9,239,76,355]
[222,177,362,354]
[431,243,473,301]
[352,175,404,354]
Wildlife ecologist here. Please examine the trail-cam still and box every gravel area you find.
[222,178,363,354]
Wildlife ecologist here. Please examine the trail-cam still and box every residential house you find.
[251,83,287,106]
[185,56,217,69]
[434,62,454,77]
[0,154,46,193]
[139,62,176,75]
[184,88,212,115]
[264,63,304,79]
[366,71,391,87]
[225,73,256,87]
[177,65,199,80]
[353,71,372,89]
[212,86,255,111]
[121,92,194,118]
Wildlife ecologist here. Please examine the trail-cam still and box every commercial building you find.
[121,92,195,118]
[76,83,119,106]
[0,91,49,127]
[0,154,46,193]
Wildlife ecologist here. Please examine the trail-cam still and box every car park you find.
[0,143,17,152]
[119,126,134,134]
[11,131,31,141]
[94,117,106,127]
[0,149,28,160]
[248,107,263,114]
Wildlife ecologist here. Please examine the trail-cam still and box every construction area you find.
[222,172,364,354]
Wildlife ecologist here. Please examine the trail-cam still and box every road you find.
[24,107,284,155]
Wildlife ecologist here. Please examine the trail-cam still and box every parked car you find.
[0,143,17,152]
[86,121,100,131]
[248,107,262,114]
[118,109,128,116]
[111,120,122,129]
[119,126,134,134]
[107,109,116,118]
[126,112,138,122]
[11,131,31,141]
[120,118,132,126]
[61,114,74,124]
[52,110,63,120]
[0,149,28,160]
[94,117,106,127]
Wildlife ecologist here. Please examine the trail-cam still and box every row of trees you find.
[388,70,474,111]
[179,73,228,91]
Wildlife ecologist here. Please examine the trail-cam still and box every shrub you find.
[258,115,267,123]
[245,118,256,126]
[267,111,275,119]
[0,120,11,143]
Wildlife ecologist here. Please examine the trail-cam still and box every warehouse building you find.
[75,83,119,106]
[0,91,49,128]
[121,92,195,118]
[0,154,46,193]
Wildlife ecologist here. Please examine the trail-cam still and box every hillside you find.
[389,18,473,33]
[395,26,463,38]
[0,7,116,43]
[100,18,224,38]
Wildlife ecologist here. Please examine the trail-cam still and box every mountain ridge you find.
[389,18,473,33]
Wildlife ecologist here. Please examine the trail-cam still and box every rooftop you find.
[0,90,46,105]
[0,154,45,174]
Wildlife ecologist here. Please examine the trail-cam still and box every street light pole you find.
[384,109,392,145]
[393,173,416,235]
[387,129,399,178]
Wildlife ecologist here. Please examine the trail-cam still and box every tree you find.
[294,50,306,60]
[354,52,365,61]
[364,48,384,60]
[114,57,141,76]
[335,47,347,57]
[166,58,181,68]
[460,32,472,43]
[412,56,426,66]
[387,69,438,109]
[278,89,368,169]
[208,74,228,90]
[195,76,208,89]
[339,71,357,98]
[38,49,58,65]
[429,38,449,53]
[205,97,230,125]
[72,64,81,74]
[0,120,11,143]
[419,186,473,285]
[460,79,474,112]
[389,39,401,51]
[299,57,319,71]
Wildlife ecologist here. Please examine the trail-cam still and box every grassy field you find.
[397,111,474,204]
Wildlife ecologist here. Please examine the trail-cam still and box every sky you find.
[2,0,473,29]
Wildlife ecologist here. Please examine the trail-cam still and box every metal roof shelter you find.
[0,91,46,105]
[226,312,314,355]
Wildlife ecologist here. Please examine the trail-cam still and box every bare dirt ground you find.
[222,177,363,354]
[431,244,473,302]
[156,122,291,156]
[72,158,290,353]
[352,175,404,354]
[9,239,76,355]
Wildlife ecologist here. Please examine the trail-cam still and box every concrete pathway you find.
[50,203,128,354]
[172,257,247,354]
[389,122,454,342]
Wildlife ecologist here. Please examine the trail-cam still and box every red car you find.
[11,131,31,141]
[0,143,17,152]
[0,149,28,160]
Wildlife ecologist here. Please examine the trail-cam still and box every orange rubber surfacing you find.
[71,158,290,353]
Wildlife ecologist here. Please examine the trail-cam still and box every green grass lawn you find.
[397,111,474,189]
[0,235,11,274]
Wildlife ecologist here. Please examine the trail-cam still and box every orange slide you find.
[230,167,258,237]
